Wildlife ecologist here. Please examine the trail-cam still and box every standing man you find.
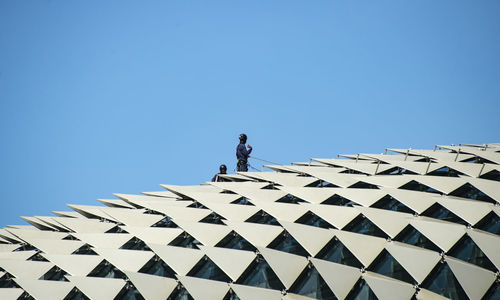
[236,133,252,172]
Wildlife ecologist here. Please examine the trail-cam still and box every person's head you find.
[219,164,227,174]
[239,133,247,144]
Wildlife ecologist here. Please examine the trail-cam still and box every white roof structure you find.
[1,143,499,299]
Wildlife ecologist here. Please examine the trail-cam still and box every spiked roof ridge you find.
[1,142,499,299]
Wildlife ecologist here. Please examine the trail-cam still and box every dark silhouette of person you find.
[211,164,228,182]
[236,134,252,172]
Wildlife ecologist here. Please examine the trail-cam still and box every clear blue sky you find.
[1,1,499,228]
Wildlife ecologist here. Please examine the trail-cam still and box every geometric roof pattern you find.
[1,143,500,299]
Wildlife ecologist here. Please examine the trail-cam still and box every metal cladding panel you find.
[0,142,499,299]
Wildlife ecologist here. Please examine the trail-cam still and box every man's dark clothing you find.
[236,143,252,172]
[211,173,228,182]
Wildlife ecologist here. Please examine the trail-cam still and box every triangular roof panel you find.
[229,283,283,300]
[223,221,283,248]
[409,217,466,252]
[0,288,24,300]
[178,275,230,300]
[13,278,74,300]
[306,205,359,229]
[120,226,183,245]
[363,271,416,300]
[72,232,132,249]
[258,247,308,289]
[92,248,154,272]
[446,256,496,300]
[0,259,54,279]
[124,271,178,300]
[280,221,334,256]
[198,245,256,281]
[66,276,125,300]
[385,241,441,284]
[42,253,103,276]
[332,229,387,267]
[467,229,500,271]
[355,206,411,238]
[173,220,231,247]
[147,244,204,276]
[310,258,360,299]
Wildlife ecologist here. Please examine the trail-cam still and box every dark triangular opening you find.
[267,230,310,257]
[314,237,363,269]
[114,282,145,300]
[105,226,128,234]
[295,211,335,229]
[72,244,98,255]
[120,237,151,251]
[448,234,497,272]
[187,201,209,209]
[482,280,500,300]
[235,255,285,291]
[393,225,441,252]
[421,203,467,225]
[306,180,339,188]
[342,215,387,239]
[200,212,226,225]
[18,292,35,300]
[151,216,178,228]
[0,272,21,288]
[245,210,280,226]
[87,259,127,279]
[370,195,414,214]
[367,249,415,284]
[321,194,356,207]
[14,244,37,252]
[63,287,90,300]
[262,184,281,190]
[474,211,500,235]
[460,156,495,164]
[62,235,80,241]
[414,156,435,163]
[480,169,500,182]
[341,169,370,175]
[41,222,70,232]
[39,265,69,281]
[348,182,379,189]
[276,193,309,204]
[144,209,164,215]
[27,222,57,231]
[0,235,22,244]
[215,231,257,252]
[186,255,231,282]
[168,284,194,300]
[449,183,496,204]
[289,263,337,299]
[230,197,254,206]
[421,261,468,299]
[138,255,176,278]
[221,190,237,194]
[345,279,377,300]
[427,166,465,177]
[168,232,202,249]
[399,180,441,194]
[223,289,241,300]
[28,252,49,261]
[377,167,418,175]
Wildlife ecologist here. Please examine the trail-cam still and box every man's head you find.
[239,133,247,144]
[219,164,227,174]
